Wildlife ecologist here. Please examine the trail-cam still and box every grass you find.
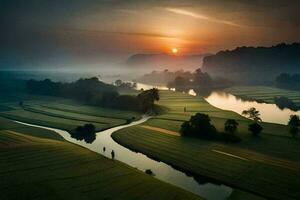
[113,90,300,200]
[0,117,202,200]
[225,86,300,106]
[0,93,141,133]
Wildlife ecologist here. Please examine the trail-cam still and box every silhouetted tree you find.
[71,123,96,143]
[137,88,159,112]
[248,123,263,136]
[180,113,217,139]
[288,115,300,138]
[242,107,262,122]
[224,119,239,134]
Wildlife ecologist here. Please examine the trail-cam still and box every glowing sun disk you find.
[172,48,178,54]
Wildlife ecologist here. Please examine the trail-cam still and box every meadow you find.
[0,93,141,133]
[225,86,300,107]
[112,90,300,200]
[0,117,202,200]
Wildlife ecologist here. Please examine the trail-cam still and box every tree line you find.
[275,73,300,91]
[26,77,159,113]
[167,69,233,95]
[180,107,300,142]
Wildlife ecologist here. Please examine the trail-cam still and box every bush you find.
[248,122,263,136]
[180,113,217,139]
[288,115,300,138]
[71,123,96,143]
[145,169,153,175]
[224,119,239,134]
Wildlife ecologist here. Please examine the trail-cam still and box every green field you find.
[225,86,300,106]
[113,90,300,200]
[0,94,141,132]
[0,117,202,200]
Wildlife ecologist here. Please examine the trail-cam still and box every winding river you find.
[16,117,233,200]
[16,85,294,200]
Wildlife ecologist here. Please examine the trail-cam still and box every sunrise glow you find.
[172,48,178,54]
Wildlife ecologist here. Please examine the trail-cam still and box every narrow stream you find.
[16,117,233,200]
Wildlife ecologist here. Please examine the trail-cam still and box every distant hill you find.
[126,53,209,71]
[202,43,300,84]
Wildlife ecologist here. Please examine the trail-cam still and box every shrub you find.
[71,123,96,143]
[248,122,263,136]
[180,113,217,139]
[288,115,300,138]
[224,119,239,134]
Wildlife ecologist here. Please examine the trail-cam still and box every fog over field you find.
[1,1,300,200]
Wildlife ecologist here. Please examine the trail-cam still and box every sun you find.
[172,48,178,54]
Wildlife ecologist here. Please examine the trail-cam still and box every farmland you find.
[0,94,141,132]
[0,117,202,200]
[112,90,300,200]
[225,86,300,107]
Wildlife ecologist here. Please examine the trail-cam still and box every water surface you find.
[205,91,300,125]
[16,117,233,200]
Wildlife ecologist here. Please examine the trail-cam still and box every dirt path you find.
[212,148,300,171]
[139,125,181,136]
[212,149,249,161]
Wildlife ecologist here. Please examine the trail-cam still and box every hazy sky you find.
[1,0,300,69]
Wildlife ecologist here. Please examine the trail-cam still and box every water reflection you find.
[135,82,169,91]
[205,91,300,125]
[16,119,233,200]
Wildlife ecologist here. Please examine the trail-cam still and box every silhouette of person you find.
[111,150,115,159]
[103,147,106,152]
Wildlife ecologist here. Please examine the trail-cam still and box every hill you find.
[202,43,300,84]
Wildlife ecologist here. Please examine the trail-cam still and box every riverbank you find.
[113,90,300,200]
[0,117,202,200]
[224,86,300,111]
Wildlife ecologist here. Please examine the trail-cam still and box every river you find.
[204,90,300,125]
[15,86,292,200]
[16,117,233,200]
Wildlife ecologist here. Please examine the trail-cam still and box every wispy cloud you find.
[165,8,243,27]
[63,28,178,39]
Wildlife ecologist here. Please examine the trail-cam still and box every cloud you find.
[63,28,178,39]
[165,7,243,27]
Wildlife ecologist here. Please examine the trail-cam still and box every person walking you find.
[111,150,115,159]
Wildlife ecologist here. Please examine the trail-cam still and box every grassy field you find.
[113,90,300,200]
[0,117,202,200]
[146,90,291,138]
[0,93,141,133]
[225,86,300,106]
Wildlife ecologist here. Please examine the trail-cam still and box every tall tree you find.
[242,107,262,122]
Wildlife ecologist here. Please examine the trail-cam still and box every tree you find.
[224,119,239,134]
[180,113,217,139]
[248,123,263,136]
[115,79,123,87]
[71,123,96,143]
[288,115,300,138]
[242,107,262,122]
[167,76,190,92]
[137,88,159,112]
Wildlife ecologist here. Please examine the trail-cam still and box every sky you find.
[1,0,300,69]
